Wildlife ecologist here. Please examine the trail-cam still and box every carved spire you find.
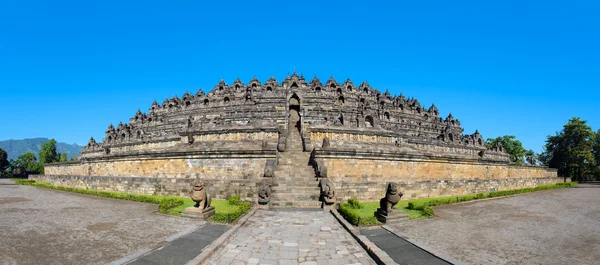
[248,76,261,88]
[232,77,244,90]
[342,78,355,91]
[325,76,339,89]
[309,75,323,87]
[264,76,278,90]
[428,104,439,115]
[215,79,228,92]
[196,88,204,97]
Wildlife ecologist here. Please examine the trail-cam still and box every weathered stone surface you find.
[375,182,403,223]
[42,74,558,204]
[181,206,215,219]
[189,180,211,209]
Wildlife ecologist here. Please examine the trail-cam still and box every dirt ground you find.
[392,182,600,265]
[0,180,202,265]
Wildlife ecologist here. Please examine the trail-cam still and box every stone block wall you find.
[333,177,562,202]
[30,175,259,201]
[46,156,269,179]
[321,157,559,201]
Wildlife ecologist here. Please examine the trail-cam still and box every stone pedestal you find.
[256,201,270,210]
[374,208,409,224]
[181,206,215,219]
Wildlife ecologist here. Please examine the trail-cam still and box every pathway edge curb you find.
[185,206,258,265]
[330,209,399,265]
[381,225,464,265]
[111,223,204,265]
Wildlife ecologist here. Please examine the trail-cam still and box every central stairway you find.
[269,112,322,208]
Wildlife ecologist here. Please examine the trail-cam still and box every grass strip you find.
[13,179,185,214]
[339,182,577,226]
[13,179,252,222]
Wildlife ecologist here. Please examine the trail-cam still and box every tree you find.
[13,152,43,175]
[486,135,528,164]
[39,139,59,164]
[59,152,68,162]
[540,117,596,182]
[0,148,9,174]
[593,129,600,178]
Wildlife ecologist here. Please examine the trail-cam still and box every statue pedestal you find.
[181,206,215,219]
[257,200,270,210]
[374,208,409,224]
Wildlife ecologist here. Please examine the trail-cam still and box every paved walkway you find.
[128,223,228,265]
[391,184,600,265]
[362,228,450,265]
[0,183,202,265]
[205,210,376,265]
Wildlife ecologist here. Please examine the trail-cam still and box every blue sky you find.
[1,0,598,152]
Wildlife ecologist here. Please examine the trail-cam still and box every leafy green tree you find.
[14,152,43,175]
[593,129,600,179]
[39,139,59,164]
[540,117,596,182]
[0,148,9,174]
[486,135,528,164]
[59,152,68,162]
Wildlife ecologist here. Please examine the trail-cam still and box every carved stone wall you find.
[42,73,556,203]
[78,73,510,163]
[46,156,269,179]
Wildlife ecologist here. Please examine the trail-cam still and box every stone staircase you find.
[269,122,322,208]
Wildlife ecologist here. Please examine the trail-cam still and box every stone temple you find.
[36,73,559,208]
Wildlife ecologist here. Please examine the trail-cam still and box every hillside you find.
[0,138,83,160]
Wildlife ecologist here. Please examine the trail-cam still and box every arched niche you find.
[365,115,374,128]
[288,93,302,134]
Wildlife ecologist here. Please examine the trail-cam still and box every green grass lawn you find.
[338,200,428,226]
[339,182,577,226]
[13,179,252,222]
[167,198,245,216]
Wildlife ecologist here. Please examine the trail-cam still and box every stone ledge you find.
[48,149,277,165]
[330,209,398,265]
[314,148,557,170]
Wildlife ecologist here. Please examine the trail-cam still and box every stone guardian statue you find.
[182,180,215,219]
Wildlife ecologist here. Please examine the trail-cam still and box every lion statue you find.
[380,182,403,213]
[189,180,211,209]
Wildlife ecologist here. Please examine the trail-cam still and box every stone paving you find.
[391,184,600,265]
[205,210,376,265]
[0,182,202,265]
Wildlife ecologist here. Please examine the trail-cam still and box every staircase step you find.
[270,200,322,208]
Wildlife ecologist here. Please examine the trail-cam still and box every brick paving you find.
[205,210,375,265]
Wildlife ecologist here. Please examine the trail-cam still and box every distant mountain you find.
[0,138,83,160]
